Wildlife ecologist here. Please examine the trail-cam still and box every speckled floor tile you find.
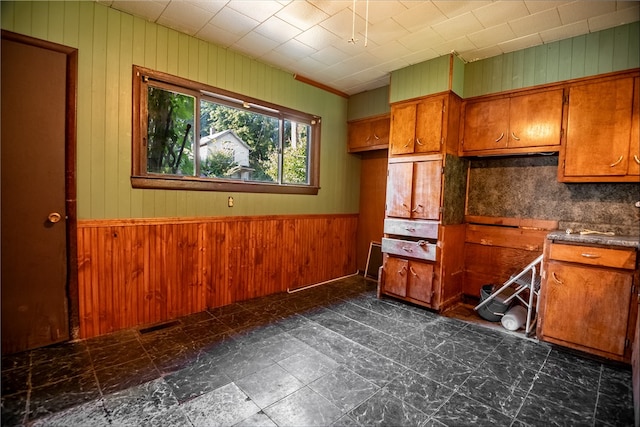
[264,386,343,427]
[164,353,232,403]
[516,392,594,426]
[29,398,109,427]
[309,365,379,413]
[102,378,179,426]
[411,352,474,388]
[349,388,429,427]
[384,369,455,416]
[235,364,304,408]
[28,372,101,421]
[430,392,513,426]
[457,371,529,418]
[181,382,260,427]
[95,356,160,395]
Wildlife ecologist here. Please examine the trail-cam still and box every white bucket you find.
[501,305,527,331]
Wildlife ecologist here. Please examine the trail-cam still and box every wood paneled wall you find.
[77,214,357,339]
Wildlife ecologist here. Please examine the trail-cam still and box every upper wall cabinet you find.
[347,114,390,153]
[459,88,564,156]
[389,92,461,157]
[559,72,640,183]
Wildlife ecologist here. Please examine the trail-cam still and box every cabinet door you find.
[415,98,444,153]
[406,261,434,303]
[383,256,408,297]
[348,121,371,151]
[629,77,639,176]
[564,78,634,177]
[386,162,413,218]
[390,103,416,155]
[371,117,390,147]
[462,98,509,152]
[508,89,563,149]
[412,160,442,220]
[543,261,633,356]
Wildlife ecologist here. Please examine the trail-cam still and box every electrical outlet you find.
[228,196,234,208]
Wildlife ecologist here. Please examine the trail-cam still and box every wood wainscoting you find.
[77,214,357,339]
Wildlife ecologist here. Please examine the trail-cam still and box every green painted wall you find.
[463,21,639,98]
[1,1,360,219]
[347,86,390,121]
[389,54,451,103]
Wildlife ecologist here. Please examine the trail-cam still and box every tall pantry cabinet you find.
[379,91,468,311]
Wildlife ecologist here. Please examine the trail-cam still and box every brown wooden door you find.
[347,120,371,151]
[543,262,632,356]
[462,98,509,152]
[383,256,408,297]
[386,162,413,218]
[564,78,634,177]
[389,103,416,155]
[1,36,71,354]
[412,160,442,220]
[414,98,444,153]
[508,89,563,149]
[406,261,434,303]
[628,77,639,176]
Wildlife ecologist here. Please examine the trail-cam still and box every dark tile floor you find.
[1,276,634,426]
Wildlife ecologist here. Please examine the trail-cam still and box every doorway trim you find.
[1,30,79,340]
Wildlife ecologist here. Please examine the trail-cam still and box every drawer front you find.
[549,243,637,269]
[384,218,438,239]
[382,237,437,261]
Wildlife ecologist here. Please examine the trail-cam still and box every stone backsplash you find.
[466,155,640,236]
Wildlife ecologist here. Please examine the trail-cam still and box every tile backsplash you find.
[466,155,640,236]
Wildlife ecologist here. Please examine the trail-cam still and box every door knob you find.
[48,212,62,223]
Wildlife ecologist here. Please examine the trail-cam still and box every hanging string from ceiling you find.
[348,0,369,46]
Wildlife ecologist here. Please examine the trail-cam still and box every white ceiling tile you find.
[96,0,113,6]
[398,27,446,51]
[539,20,589,43]
[188,1,228,15]
[294,56,326,74]
[557,1,616,25]
[231,31,280,57]
[432,12,484,41]
[254,16,302,44]
[368,40,411,60]
[226,0,284,23]
[463,45,504,63]
[364,17,409,45]
[400,48,439,65]
[206,6,260,36]
[617,1,640,11]
[497,33,544,53]
[472,1,530,28]
[467,23,517,49]
[433,1,492,18]
[273,38,317,60]
[295,25,342,50]
[110,0,169,22]
[588,5,640,31]
[393,1,448,32]
[508,7,562,37]
[276,1,329,31]
[524,1,571,14]
[157,2,215,35]
[196,23,242,48]
[431,36,477,56]
[319,7,364,41]
[310,45,352,65]
[355,0,407,25]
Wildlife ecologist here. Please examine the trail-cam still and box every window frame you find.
[132,65,321,195]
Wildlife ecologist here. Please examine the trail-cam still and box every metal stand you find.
[474,254,543,335]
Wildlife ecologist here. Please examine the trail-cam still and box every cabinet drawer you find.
[384,219,438,239]
[382,237,437,261]
[549,243,637,269]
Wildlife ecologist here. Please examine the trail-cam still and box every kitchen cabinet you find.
[460,88,564,156]
[378,151,468,311]
[537,239,639,362]
[559,71,639,182]
[347,115,390,153]
[389,92,461,156]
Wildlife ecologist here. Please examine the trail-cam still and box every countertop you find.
[547,230,640,249]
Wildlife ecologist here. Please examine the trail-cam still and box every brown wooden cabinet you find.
[385,156,442,221]
[537,240,639,362]
[460,88,564,156]
[559,72,639,182]
[389,92,461,156]
[347,115,390,153]
[382,255,435,304]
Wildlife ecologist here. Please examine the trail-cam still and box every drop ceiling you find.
[97,0,640,96]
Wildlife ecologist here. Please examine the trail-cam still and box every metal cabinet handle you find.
[398,266,407,276]
[411,204,423,212]
[373,132,380,140]
[417,240,428,248]
[402,246,413,252]
[409,266,418,277]
[416,138,423,146]
[48,212,62,223]
[404,227,415,232]
[495,132,504,143]
[511,132,520,141]
[581,253,601,259]
[403,138,412,148]
[552,272,564,285]
[634,155,640,165]
[610,155,624,167]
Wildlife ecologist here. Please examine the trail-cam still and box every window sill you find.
[131,176,320,195]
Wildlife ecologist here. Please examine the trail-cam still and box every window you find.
[132,66,320,194]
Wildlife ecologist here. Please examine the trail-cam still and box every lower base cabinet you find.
[382,256,435,304]
[537,241,638,362]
